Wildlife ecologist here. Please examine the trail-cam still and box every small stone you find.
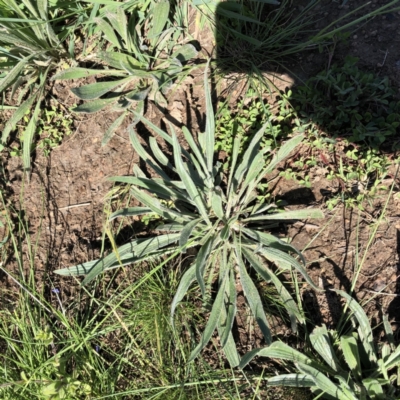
[353,34,358,39]
[371,30,378,36]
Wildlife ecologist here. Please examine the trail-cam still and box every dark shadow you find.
[276,187,316,206]
[215,1,318,77]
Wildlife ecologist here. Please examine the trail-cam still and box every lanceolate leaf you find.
[267,374,315,387]
[171,43,198,62]
[94,17,121,49]
[235,243,271,344]
[310,325,344,373]
[171,262,196,324]
[172,133,210,225]
[188,270,228,362]
[23,93,42,180]
[72,98,116,113]
[107,8,128,44]
[80,233,180,284]
[219,269,237,346]
[0,56,29,93]
[242,247,304,330]
[97,51,144,71]
[264,134,304,174]
[242,228,305,265]
[109,207,153,221]
[334,289,378,366]
[196,235,214,297]
[296,362,356,400]
[1,92,37,145]
[71,77,132,100]
[242,208,324,222]
[147,1,170,41]
[52,67,127,81]
[341,335,362,379]
[179,217,202,250]
[130,186,186,223]
[240,341,313,370]
[102,111,127,146]
[260,246,320,291]
[204,59,215,174]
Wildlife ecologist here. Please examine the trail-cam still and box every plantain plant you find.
[52,2,198,146]
[0,0,76,176]
[240,289,400,400]
[55,62,324,366]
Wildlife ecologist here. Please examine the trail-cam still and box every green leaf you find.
[149,137,172,168]
[233,122,267,192]
[235,243,271,344]
[211,189,225,220]
[1,92,37,145]
[242,228,305,265]
[128,127,171,181]
[147,1,170,41]
[81,234,180,284]
[242,247,304,331]
[182,125,209,182]
[94,17,121,49]
[267,374,315,387]
[265,134,304,174]
[0,57,29,93]
[188,269,228,362]
[97,51,146,72]
[195,235,214,297]
[71,77,132,100]
[260,246,319,291]
[179,217,202,250]
[72,97,116,113]
[171,262,196,324]
[219,269,237,346]
[171,43,198,62]
[296,362,357,400]
[129,186,186,223]
[204,59,215,174]
[362,378,385,400]
[334,289,378,365]
[106,9,128,44]
[23,94,42,180]
[0,32,41,52]
[310,325,344,373]
[52,67,127,80]
[172,132,210,225]
[240,341,312,370]
[102,111,127,146]
[341,335,362,380]
[243,208,324,222]
[109,207,153,221]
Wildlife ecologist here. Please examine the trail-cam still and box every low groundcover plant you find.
[55,62,324,366]
[240,289,400,400]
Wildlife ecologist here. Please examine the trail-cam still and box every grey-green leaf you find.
[71,77,132,100]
